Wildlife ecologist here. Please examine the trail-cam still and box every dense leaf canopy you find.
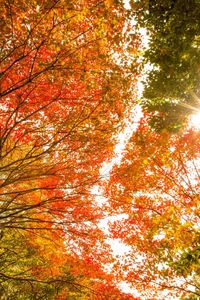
[0,0,200,299]
[132,0,200,131]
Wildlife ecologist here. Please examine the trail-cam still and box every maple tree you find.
[0,0,139,298]
[105,117,200,298]
[0,226,137,299]
[2,1,199,299]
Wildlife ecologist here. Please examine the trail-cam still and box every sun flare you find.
[190,112,200,129]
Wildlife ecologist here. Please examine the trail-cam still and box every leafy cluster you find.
[132,0,200,131]
[0,0,200,299]
[0,0,137,299]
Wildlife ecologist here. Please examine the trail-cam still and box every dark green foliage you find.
[132,0,200,131]
[170,246,200,277]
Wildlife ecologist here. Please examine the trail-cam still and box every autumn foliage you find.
[0,0,200,299]
[106,118,200,298]
[0,0,138,298]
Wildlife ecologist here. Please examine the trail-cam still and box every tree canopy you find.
[131,0,200,131]
[0,0,137,298]
[0,0,200,299]
[106,119,200,298]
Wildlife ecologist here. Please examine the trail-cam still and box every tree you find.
[0,0,139,298]
[105,117,200,298]
[0,225,137,299]
[0,227,88,299]
[130,0,200,131]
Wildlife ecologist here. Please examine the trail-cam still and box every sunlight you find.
[190,112,200,129]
